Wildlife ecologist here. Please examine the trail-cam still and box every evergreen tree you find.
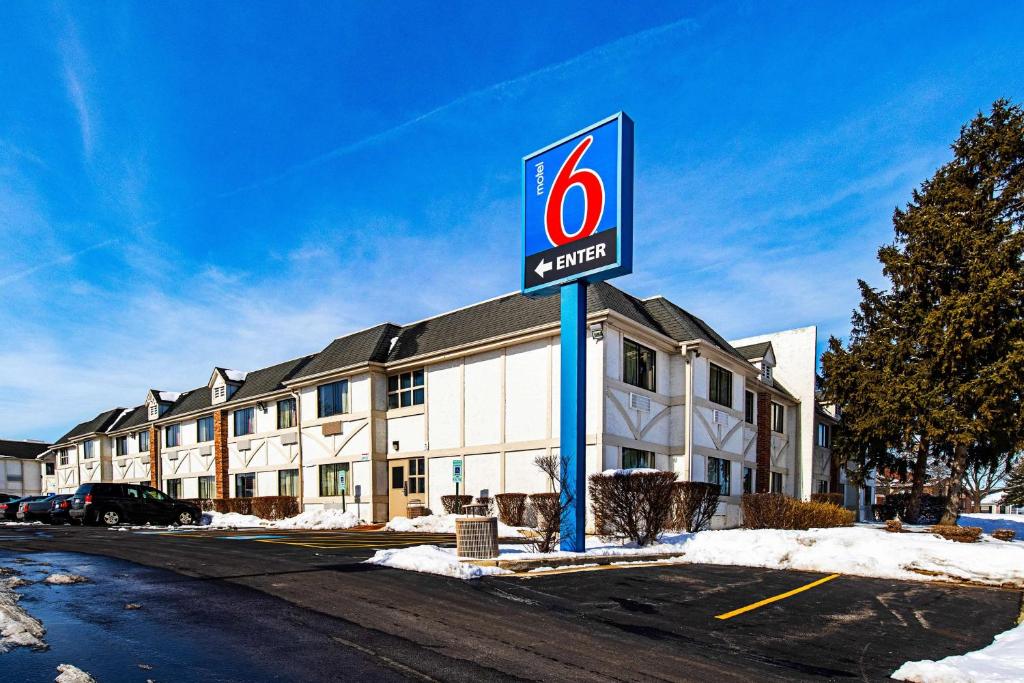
[1004,459,1024,507]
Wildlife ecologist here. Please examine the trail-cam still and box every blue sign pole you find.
[559,280,587,551]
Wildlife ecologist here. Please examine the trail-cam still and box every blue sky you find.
[2,2,1022,441]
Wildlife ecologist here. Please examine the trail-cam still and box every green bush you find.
[742,493,854,530]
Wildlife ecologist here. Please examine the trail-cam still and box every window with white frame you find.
[277,398,296,429]
[623,339,656,391]
[138,430,150,453]
[817,423,831,448]
[317,380,349,418]
[165,478,182,499]
[771,402,785,433]
[743,466,753,494]
[83,441,94,459]
[622,447,653,469]
[709,363,733,408]
[771,471,783,493]
[279,469,299,497]
[234,407,255,436]
[197,416,214,442]
[116,436,128,456]
[744,391,755,424]
[58,449,68,466]
[388,370,425,409]
[198,476,216,500]
[707,456,730,496]
[165,424,180,448]
[817,479,829,494]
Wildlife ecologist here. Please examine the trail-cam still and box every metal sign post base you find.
[559,280,587,552]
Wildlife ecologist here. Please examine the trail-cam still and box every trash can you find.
[455,517,499,559]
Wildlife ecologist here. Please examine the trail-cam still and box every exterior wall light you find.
[589,323,604,340]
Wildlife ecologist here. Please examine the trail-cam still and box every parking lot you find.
[2,521,1020,681]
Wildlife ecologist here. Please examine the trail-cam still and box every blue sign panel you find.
[522,113,633,295]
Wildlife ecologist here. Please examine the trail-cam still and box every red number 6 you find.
[544,135,605,247]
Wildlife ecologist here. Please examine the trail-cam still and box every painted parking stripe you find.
[217,534,286,540]
[715,574,841,620]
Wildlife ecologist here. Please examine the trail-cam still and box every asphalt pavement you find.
[1,523,1020,682]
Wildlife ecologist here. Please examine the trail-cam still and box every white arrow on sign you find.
[534,259,553,279]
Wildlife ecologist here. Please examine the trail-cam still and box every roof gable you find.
[0,439,51,460]
[291,324,400,381]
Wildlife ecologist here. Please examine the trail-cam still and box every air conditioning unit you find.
[629,393,651,412]
[712,409,729,425]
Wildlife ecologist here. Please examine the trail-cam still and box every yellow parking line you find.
[715,574,840,620]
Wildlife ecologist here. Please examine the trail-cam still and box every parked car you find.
[17,494,63,522]
[0,493,18,504]
[1,496,47,521]
[48,494,75,525]
[69,483,201,527]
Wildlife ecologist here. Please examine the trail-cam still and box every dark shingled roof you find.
[386,282,750,363]
[54,408,124,445]
[0,439,51,460]
[292,324,400,380]
[231,355,314,401]
[161,387,212,420]
[112,405,150,432]
[734,341,773,361]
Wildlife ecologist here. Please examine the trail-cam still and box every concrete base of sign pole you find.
[559,280,587,552]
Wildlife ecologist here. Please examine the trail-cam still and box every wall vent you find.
[712,409,729,425]
[629,393,651,412]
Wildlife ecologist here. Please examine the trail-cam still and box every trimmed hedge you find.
[441,495,473,514]
[529,492,562,553]
[742,493,854,530]
[885,519,903,533]
[930,525,982,543]
[992,529,1017,542]
[183,496,299,520]
[589,470,677,546]
[670,482,720,532]
[495,493,527,527]
[810,492,843,507]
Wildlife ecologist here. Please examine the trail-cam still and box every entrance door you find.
[388,457,426,519]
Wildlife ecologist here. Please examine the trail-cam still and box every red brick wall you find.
[148,425,160,488]
[756,391,771,493]
[214,410,229,498]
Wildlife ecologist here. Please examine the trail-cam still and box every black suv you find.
[69,483,201,527]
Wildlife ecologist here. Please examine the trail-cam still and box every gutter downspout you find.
[292,390,304,510]
[681,343,697,482]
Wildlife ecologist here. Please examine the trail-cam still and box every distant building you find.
[42,283,874,525]
[0,439,53,496]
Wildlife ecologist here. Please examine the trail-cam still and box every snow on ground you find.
[201,508,363,530]
[892,621,1024,683]
[366,545,511,579]
[366,526,1024,585]
[960,513,1023,541]
[0,578,46,652]
[43,574,89,585]
[385,513,525,537]
[55,664,96,683]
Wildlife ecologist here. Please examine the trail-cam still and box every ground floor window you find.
[198,475,215,500]
[707,457,730,496]
[235,472,255,498]
[319,463,350,497]
[770,471,783,493]
[743,466,753,495]
[279,469,299,497]
[408,458,425,494]
[816,479,829,494]
[165,478,182,499]
[622,447,653,469]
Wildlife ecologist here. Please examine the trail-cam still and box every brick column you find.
[148,425,160,488]
[214,409,229,498]
[756,392,771,493]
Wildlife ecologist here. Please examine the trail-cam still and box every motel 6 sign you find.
[522,112,634,295]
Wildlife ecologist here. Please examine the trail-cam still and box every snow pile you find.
[385,513,524,537]
[892,621,1024,682]
[960,513,1023,541]
[202,508,363,530]
[599,468,663,476]
[43,574,89,585]
[366,545,510,579]
[0,580,45,651]
[673,527,1024,586]
[55,664,96,683]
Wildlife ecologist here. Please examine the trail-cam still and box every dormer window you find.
[762,364,773,385]
[148,404,159,420]
[214,386,226,400]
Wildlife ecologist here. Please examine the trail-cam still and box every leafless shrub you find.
[441,495,473,514]
[930,525,982,543]
[671,482,721,532]
[885,519,903,533]
[495,493,527,527]
[589,471,677,546]
[992,529,1016,542]
[810,492,844,507]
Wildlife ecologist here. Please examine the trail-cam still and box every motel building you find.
[43,283,873,527]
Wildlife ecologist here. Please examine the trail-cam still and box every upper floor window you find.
[744,391,755,424]
[771,402,785,433]
[116,436,129,456]
[707,456,731,496]
[165,424,180,448]
[277,398,296,430]
[197,416,214,443]
[83,441,94,459]
[58,449,69,466]
[148,404,159,420]
[388,370,425,409]
[623,339,656,392]
[622,447,654,469]
[817,423,831,448]
[138,430,150,453]
[213,385,226,400]
[234,407,255,437]
[709,363,733,407]
[762,365,774,384]
[317,380,349,418]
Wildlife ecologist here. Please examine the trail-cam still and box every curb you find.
[461,551,686,573]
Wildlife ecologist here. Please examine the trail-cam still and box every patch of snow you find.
[385,513,524,537]
[55,664,96,683]
[43,574,89,585]
[223,369,248,382]
[892,621,1024,682]
[365,545,511,579]
[960,513,1023,541]
[157,391,181,402]
[0,580,46,652]
[202,508,363,530]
